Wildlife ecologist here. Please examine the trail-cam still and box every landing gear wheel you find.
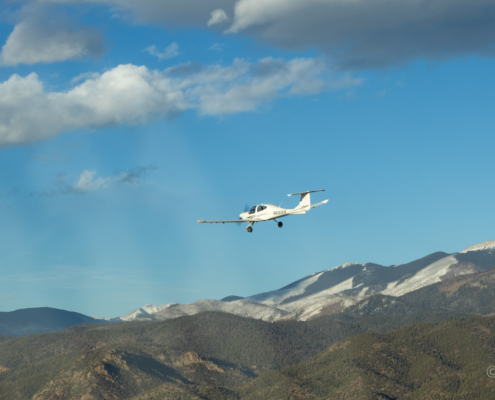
[247,226,253,233]
[278,222,283,228]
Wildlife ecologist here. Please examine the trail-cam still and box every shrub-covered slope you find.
[0,312,362,399]
[239,316,495,399]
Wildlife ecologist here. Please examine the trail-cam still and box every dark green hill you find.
[239,315,495,399]
[0,307,105,337]
[0,312,362,399]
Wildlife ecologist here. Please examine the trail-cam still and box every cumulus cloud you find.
[0,65,188,146]
[208,9,229,26]
[0,57,358,147]
[0,11,104,65]
[145,42,180,60]
[226,0,495,68]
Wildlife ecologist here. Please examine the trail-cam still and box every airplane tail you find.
[288,190,327,211]
[296,192,311,209]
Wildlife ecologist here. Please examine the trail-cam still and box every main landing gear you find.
[278,221,283,228]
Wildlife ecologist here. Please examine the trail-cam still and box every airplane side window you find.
[257,206,266,212]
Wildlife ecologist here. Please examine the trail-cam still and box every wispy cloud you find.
[33,165,157,196]
[208,43,225,52]
[145,42,179,60]
[0,294,13,301]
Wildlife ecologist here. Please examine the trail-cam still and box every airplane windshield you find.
[249,206,257,214]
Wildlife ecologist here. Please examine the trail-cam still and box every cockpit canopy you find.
[249,205,267,214]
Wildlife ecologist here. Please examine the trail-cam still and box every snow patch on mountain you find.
[460,240,495,253]
[382,255,459,297]
[273,276,355,312]
[120,303,177,321]
[152,299,289,322]
[247,271,325,306]
[339,262,363,269]
[386,281,398,290]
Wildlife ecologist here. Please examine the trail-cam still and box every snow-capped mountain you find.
[151,299,289,322]
[116,239,495,322]
[119,303,179,321]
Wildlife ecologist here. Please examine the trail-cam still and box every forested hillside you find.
[240,316,495,399]
[0,312,362,399]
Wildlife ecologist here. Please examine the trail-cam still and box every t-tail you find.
[287,190,328,212]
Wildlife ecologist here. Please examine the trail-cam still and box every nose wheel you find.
[278,222,283,228]
[247,226,253,233]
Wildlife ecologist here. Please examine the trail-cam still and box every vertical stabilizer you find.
[296,192,311,209]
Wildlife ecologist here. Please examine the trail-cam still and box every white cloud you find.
[0,12,104,66]
[145,42,180,60]
[0,57,359,147]
[0,64,188,146]
[73,170,111,192]
[208,8,229,26]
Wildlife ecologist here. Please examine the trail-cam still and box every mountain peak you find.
[339,262,363,269]
[460,240,495,253]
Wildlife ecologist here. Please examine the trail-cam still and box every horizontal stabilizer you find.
[288,189,325,197]
[310,199,329,208]
[198,219,246,224]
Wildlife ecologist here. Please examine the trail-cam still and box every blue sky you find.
[0,0,494,317]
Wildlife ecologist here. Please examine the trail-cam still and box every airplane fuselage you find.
[239,203,306,222]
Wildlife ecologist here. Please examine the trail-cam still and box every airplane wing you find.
[197,219,247,224]
[310,199,329,208]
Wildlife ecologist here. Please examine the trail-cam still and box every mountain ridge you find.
[3,239,495,337]
[119,239,495,323]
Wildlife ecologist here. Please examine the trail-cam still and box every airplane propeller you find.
[238,204,250,227]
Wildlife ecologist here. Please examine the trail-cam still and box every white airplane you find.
[198,190,328,232]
